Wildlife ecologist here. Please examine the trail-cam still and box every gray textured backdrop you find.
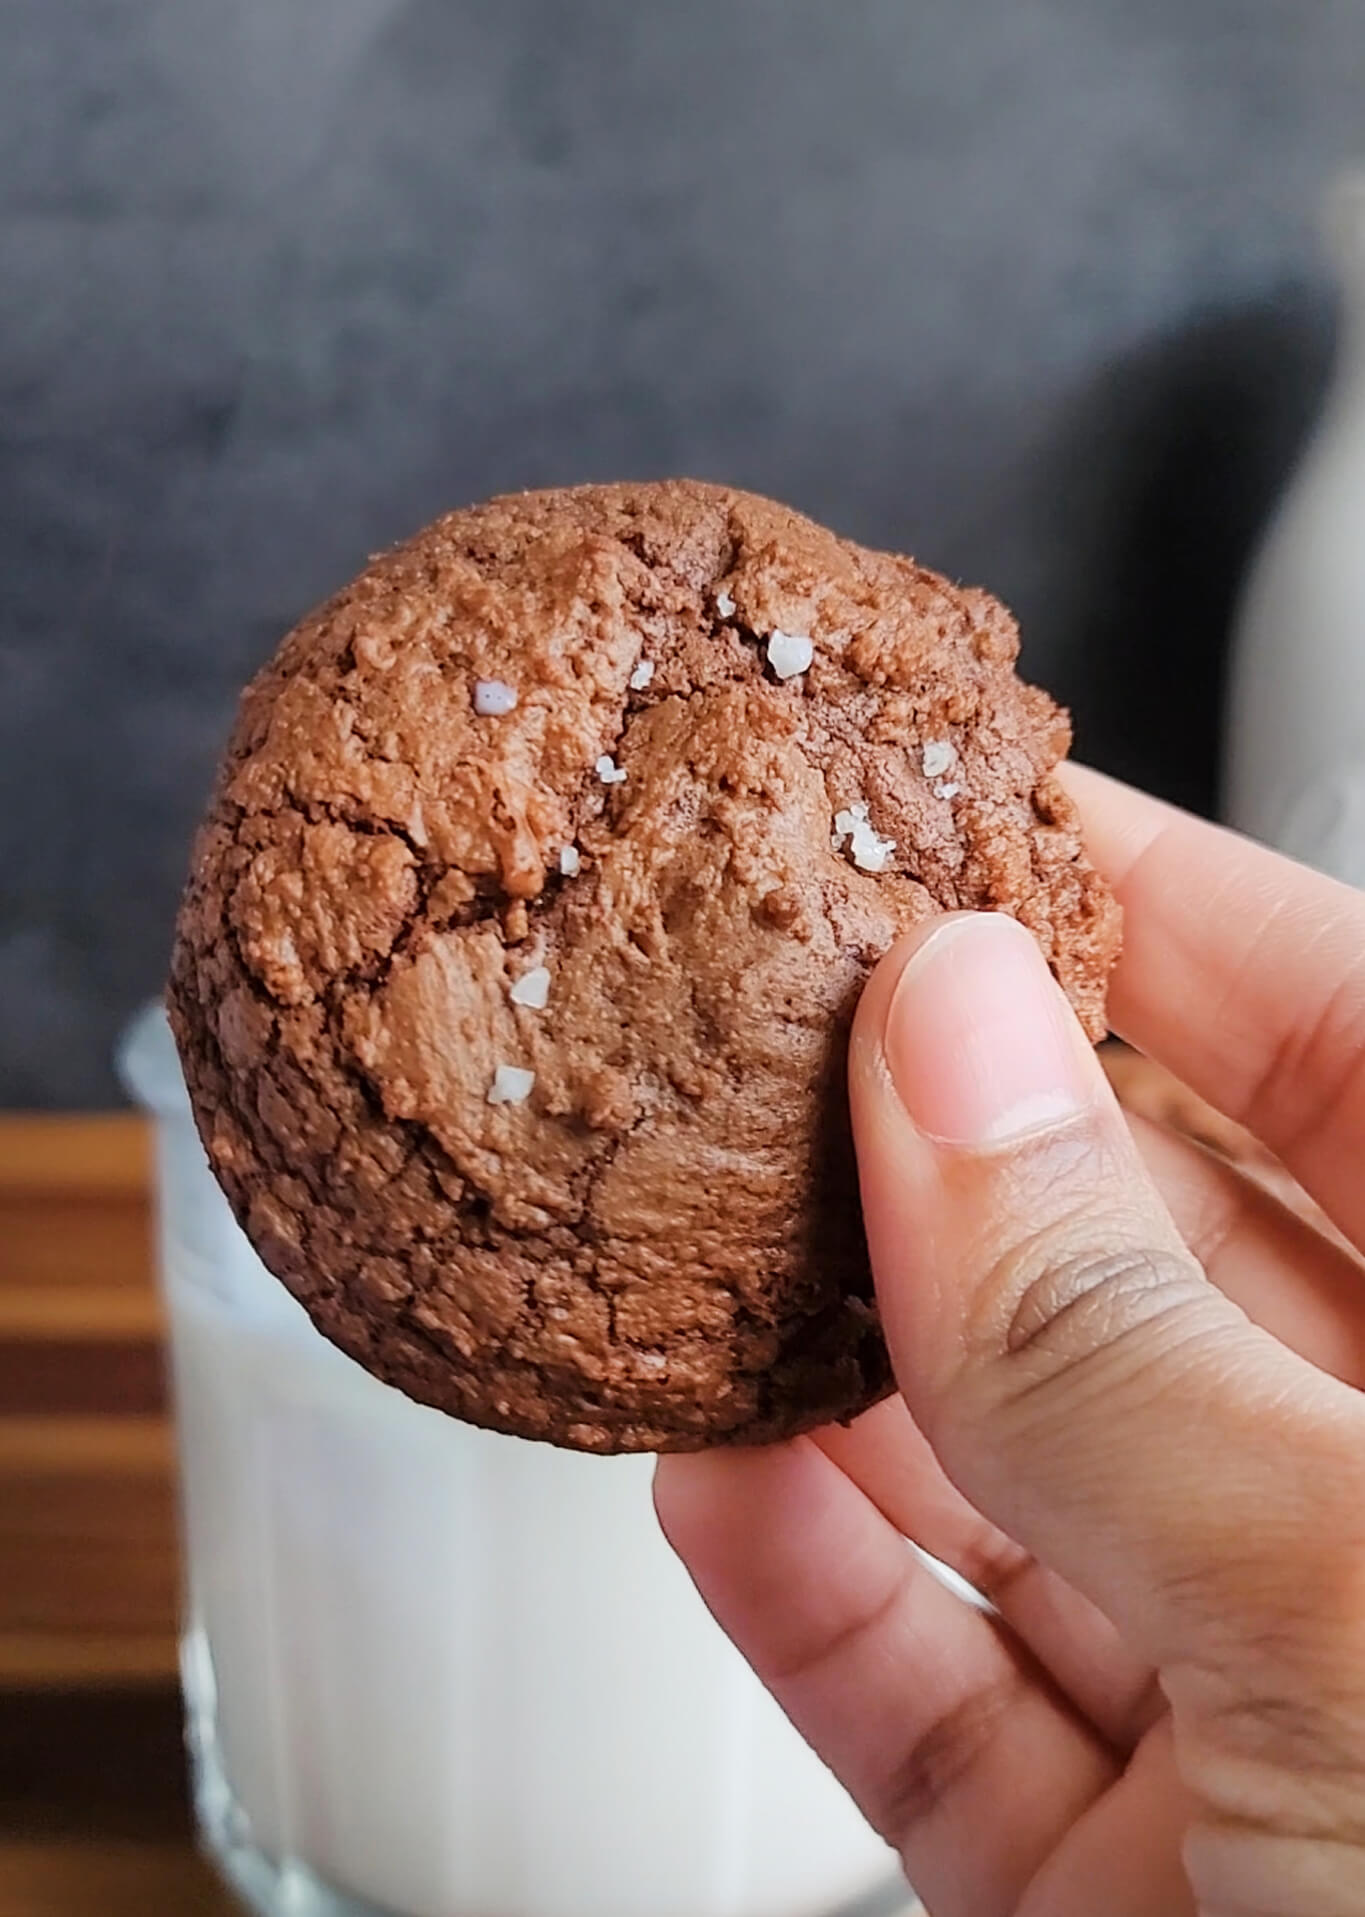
[2,0,1360,1106]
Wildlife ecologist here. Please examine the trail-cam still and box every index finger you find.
[1064,764,1365,1251]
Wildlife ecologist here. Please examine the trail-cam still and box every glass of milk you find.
[119,1003,904,1917]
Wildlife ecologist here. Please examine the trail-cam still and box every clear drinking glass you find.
[119,1003,908,1917]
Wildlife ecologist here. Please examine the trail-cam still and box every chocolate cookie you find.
[168,481,1120,1452]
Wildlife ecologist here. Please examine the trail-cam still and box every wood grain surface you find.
[0,1114,177,1685]
[0,1114,216,1912]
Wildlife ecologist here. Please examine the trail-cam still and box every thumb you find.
[849,911,1365,1669]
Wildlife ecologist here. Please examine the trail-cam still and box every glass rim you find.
[116,999,193,1119]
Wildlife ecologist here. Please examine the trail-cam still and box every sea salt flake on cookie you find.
[487,1064,535,1106]
[767,630,814,680]
[596,755,627,785]
[509,966,551,1010]
[921,739,955,778]
[832,799,896,873]
[473,679,518,716]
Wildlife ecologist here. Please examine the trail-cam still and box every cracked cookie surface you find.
[168,480,1120,1452]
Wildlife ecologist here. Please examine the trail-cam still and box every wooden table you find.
[0,1113,234,1914]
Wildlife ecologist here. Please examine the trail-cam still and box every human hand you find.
[655,767,1365,1917]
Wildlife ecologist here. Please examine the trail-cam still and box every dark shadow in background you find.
[1041,285,1333,819]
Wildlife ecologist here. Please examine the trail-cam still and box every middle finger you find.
[817,1398,1159,1749]
[655,1436,1117,1917]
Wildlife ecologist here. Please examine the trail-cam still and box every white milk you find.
[1226,170,1365,874]
[121,1006,900,1917]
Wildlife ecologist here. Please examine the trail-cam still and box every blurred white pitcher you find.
[119,1002,900,1917]
[1226,169,1365,875]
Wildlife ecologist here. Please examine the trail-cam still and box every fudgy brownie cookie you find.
[168,481,1119,1452]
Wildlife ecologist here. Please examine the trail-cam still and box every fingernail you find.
[883,915,1099,1148]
